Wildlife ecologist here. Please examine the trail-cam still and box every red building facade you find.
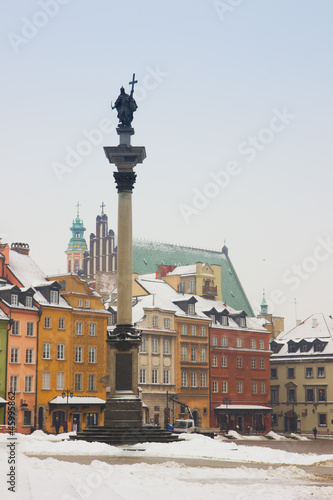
[209,313,272,433]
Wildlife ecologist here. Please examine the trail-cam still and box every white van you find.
[173,419,195,433]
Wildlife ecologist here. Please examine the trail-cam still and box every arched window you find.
[74,261,79,273]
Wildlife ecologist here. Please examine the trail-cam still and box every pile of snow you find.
[266,431,289,441]
[290,433,309,441]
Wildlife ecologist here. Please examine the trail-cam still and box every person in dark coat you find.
[55,418,60,435]
[313,427,317,439]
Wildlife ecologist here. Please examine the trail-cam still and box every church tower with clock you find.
[65,203,88,275]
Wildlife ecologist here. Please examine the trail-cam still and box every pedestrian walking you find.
[312,427,317,439]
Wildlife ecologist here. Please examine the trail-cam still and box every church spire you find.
[260,289,268,315]
[65,204,87,275]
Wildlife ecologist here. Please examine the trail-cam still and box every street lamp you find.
[62,389,73,431]
[222,398,231,431]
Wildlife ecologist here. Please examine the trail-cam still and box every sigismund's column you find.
[103,76,146,428]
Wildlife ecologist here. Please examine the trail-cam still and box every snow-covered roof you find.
[49,396,105,405]
[271,313,333,358]
[166,264,197,276]
[8,250,48,287]
[0,308,9,320]
[0,397,8,404]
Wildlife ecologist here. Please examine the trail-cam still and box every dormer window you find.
[221,316,228,326]
[11,294,18,307]
[26,296,33,308]
[50,290,59,304]
[210,314,215,323]
[239,317,246,327]
[188,303,195,315]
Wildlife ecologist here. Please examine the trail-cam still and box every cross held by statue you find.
[129,73,138,94]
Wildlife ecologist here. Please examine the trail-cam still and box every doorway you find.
[38,407,44,430]
[72,413,81,432]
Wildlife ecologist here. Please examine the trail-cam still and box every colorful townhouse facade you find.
[270,313,333,434]
[0,307,9,424]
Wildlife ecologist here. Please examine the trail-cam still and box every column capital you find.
[113,171,137,192]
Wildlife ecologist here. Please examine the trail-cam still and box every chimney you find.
[11,242,30,256]
[312,318,318,328]
[157,264,176,278]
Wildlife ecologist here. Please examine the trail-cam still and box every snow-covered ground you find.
[1,431,333,499]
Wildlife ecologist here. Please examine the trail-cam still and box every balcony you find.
[202,285,217,296]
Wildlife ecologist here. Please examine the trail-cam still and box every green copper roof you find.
[66,215,88,252]
[132,240,254,316]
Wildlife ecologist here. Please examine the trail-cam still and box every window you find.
[78,299,83,307]
[236,357,242,368]
[317,367,325,378]
[42,372,50,390]
[74,261,79,273]
[306,388,314,402]
[140,338,147,353]
[271,368,277,379]
[139,369,146,384]
[222,381,227,393]
[237,382,243,393]
[163,369,170,384]
[76,322,83,335]
[181,346,187,361]
[222,356,227,368]
[152,316,158,327]
[26,296,33,308]
[188,303,195,315]
[89,347,96,363]
[259,340,265,349]
[25,376,33,393]
[212,381,218,392]
[271,414,278,426]
[11,348,19,363]
[261,382,266,394]
[212,336,217,346]
[43,343,51,359]
[191,325,197,336]
[260,358,265,369]
[200,373,207,387]
[200,348,206,362]
[74,374,82,391]
[319,414,327,426]
[221,337,227,347]
[240,317,246,327]
[88,374,95,391]
[318,388,326,402]
[11,294,18,306]
[23,410,32,426]
[87,413,98,426]
[236,338,242,348]
[251,358,257,369]
[251,339,256,349]
[212,356,217,367]
[26,322,34,336]
[201,326,206,337]
[179,281,185,292]
[306,367,313,378]
[288,388,296,403]
[287,367,295,378]
[85,300,90,308]
[163,339,170,355]
[191,372,197,387]
[191,347,197,362]
[221,316,228,326]
[271,388,279,404]
[210,314,215,323]
[89,323,96,336]
[252,382,257,394]
[57,344,65,360]
[181,325,187,335]
[181,372,187,387]
[25,349,33,364]
[56,372,64,390]
[10,376,18,393]
[75,346,83,363]
[189,279,196,293]
[44,316,51,328]
[58,317,65,330]
[152,369,158,384]
[12,321,19,335]
[164,318,170,329]
[152,338,159,354]
[50,290,59,304]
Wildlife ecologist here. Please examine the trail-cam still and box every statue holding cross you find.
[111,74,138,127]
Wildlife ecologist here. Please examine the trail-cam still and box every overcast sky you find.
[1,0,332,330]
